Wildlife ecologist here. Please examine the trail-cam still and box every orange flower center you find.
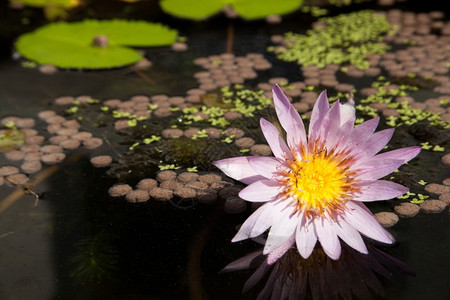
[279,143,358,218]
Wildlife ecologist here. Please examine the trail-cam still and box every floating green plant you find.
[360,77,449,129]
[0,127,25,152]
[15,19,178,69]
[160,0,303,20]
[397,191,429,204]
[268,10,392,69]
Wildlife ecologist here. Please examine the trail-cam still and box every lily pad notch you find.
[15,19,179,69]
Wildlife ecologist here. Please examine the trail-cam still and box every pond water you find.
[0,1,449,299]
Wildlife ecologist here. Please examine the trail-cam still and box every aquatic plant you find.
[15,19,178,69]
[70,234,118,284]
[214,85,420,263]
[360,77,450,129]
[0,127,25,152]
[160,0,303,20]
[269,10,392,69]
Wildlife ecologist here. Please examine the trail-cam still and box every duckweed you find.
[269,10,392,69]
[360,78,449,129]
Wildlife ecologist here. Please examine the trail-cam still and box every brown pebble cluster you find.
[108,170,247,214]
[193,52,272,91]
[0,109,104,185]
[159,125,272,156]
[98,91,212,131]
[376,177,450,227]
[371,10,450,117]
[257,78,321,120]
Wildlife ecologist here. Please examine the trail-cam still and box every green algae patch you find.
[15,19,178,69]
[359,78,449,129]
[0,128,26,152]
[160,0,303,20]
[269,10,392,69]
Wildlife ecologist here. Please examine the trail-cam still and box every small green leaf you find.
[187,166,198,172]
[410,198,424,204]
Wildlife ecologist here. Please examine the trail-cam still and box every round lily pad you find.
[15,19,179,69]
[160,0,303,21]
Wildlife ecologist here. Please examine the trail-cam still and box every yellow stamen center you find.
[279,145,357,218]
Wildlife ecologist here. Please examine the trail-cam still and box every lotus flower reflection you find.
[223,241,415,300]
[213,85,420,263]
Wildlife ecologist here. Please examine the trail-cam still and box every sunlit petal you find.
[260,117,291,160]
[239,179,282,202]
[213,156,265,184]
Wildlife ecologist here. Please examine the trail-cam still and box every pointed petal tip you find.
[231,234,246,243]
[272,83,282,92]
[319,89,328,97]
[321,240,342,260]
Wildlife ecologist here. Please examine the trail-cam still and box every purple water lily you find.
[214,84,420,263]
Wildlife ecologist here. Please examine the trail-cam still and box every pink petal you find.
[334,217,368,254]
[239,179,282,202]
[355,128,395,159]
[263,209,298,255]
[343,117,379,150]
[354,180,408,201]
[248,156,281,179]
[295,216,318,259]
[339,99,356,126]
[342,201,394,244]
[314,217,341,260]
[354,158,405,180]
[266,234,296,265]
[272,85,307,151]
[232,202,274,242]
[327,116,354,150]
[319,100,342,141]
[308,90,329,140]
[248,202,282,238]
[375,146,421,163]
[213,157,265,184]
[260,118,292,160]
[320,100,347,150]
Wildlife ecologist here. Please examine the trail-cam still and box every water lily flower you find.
[213,84,420,263]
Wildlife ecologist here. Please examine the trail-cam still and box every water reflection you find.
[223,241,415,300]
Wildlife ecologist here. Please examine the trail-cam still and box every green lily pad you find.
[160,0,303,20]
[15,19,178,69]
